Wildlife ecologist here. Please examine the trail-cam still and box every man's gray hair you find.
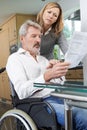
[19,20,42,36]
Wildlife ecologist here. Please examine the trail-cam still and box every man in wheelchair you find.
[6,20,87,130]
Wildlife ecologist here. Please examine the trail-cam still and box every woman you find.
[37,2,68,60]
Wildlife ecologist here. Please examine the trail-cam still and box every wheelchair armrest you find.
[11,94,43,107]
[0,67,6,73]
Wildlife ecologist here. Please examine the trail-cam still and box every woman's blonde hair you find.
[37,2,64,35]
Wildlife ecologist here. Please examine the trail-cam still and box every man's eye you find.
[32,35,36,38]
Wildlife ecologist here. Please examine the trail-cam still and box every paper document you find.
[65,31,87,68]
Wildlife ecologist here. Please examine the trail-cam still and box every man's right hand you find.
[44,61,70,82]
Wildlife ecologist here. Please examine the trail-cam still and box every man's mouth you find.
[34,44,40,48]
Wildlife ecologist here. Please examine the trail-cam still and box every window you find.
[64,9,81,40]
[54,9,81,60]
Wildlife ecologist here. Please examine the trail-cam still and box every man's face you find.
[20,26,41,57]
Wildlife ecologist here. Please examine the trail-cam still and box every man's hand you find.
[47,59,59,69]
[44,60,70,82]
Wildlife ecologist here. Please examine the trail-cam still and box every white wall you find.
[80,0,87,85]
[59,0,80,19]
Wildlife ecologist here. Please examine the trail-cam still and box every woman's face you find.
[43,7,60,27]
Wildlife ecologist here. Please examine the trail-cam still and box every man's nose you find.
[36,37,41,42]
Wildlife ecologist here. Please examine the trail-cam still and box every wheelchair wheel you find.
[0,109,37,130]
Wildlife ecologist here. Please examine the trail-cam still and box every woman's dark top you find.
[40,30,68,60]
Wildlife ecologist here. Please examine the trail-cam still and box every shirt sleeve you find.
[56,31,68,55]
[6,54,46,99]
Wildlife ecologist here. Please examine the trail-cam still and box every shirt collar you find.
[44,27,51,35]
[17,48,27,54]
[17,48,32,56]
[17,48,39,59]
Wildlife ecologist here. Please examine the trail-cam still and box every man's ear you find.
[20,35,24,42]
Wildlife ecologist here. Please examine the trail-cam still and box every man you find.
[6,20,87,130]
[6,20,69,99]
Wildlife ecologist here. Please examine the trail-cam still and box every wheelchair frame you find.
[0,68,62,130]
[0,109,37,130]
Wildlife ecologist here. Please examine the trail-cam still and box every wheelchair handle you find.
[0,67,6,73]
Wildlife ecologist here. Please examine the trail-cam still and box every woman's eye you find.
[54,14,58,17]
[47,11,58,18]
[47,11,51,14]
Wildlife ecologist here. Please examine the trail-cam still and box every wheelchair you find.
[0,79,63,130]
